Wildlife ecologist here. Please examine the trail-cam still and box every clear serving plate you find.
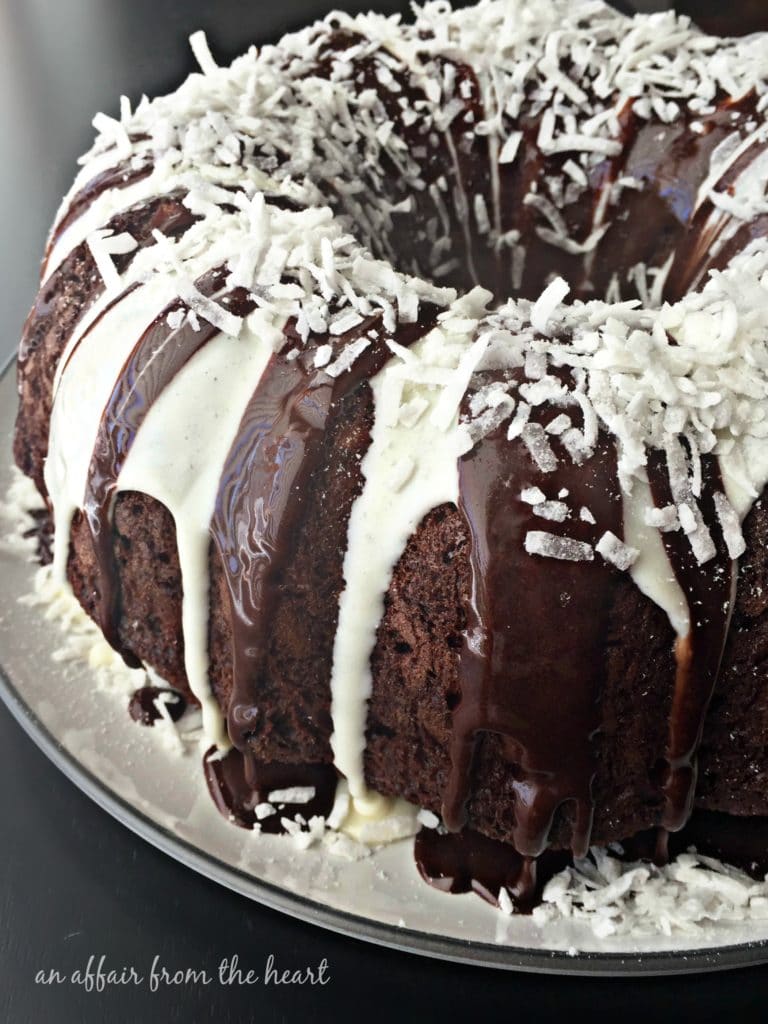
[3,354,768,975]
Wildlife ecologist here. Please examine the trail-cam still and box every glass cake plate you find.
[3,356,768,975]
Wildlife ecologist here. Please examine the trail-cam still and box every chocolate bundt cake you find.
[13,0,768,903]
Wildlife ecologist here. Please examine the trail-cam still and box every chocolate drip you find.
[210,310,438,759]
[83,268,254,665]
[445,372,625,858]
[415,826,570,912]
[128,685,186,726]
[647,450,735,831]
[203,746,336,832]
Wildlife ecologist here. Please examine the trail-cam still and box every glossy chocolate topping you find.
[418,810,768,913]
[415,825,570,912]
[444,370,624,858]
[211,309,438,764]
[128,685,186,726]
[203,745,336,832]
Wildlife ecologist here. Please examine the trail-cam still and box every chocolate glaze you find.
[418,810,768,913]
[83,268,254,665]
[646,450,735,831]
[415,826,570,912]
[203,745,336,832]
[128,685,186,726]
[445,370,625,858]
[211,308,438,765]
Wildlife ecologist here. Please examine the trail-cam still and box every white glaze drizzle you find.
[45,275,182,583]
[116,309,284,744]
[330,296,483,810]
[624,477,689,638]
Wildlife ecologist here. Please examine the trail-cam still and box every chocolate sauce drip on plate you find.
[418,811,768,913]
[646,449,735,831]
[415,826,570,913]
[444,370,625,858]
[203,745,336,832]
[128,685,186,726]
[83,268,254,666]
[210,308,438,758]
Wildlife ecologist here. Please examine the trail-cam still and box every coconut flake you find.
[595,531,639,571]
[533,500,570,522]
[325,337,371,377]
[520,486,546,505]
[499,131,523,165]
[521,423,558,473]
[713,492,747,559]
[268,786,317,804]
[417,808,440,829]
[189,30,219,76]
[525,531,594,562]
[644,505,680,532]
[530,277,570,335]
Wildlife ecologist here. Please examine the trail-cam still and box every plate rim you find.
[4,357,768,976]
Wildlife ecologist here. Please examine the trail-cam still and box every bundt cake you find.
[12,0,768,907]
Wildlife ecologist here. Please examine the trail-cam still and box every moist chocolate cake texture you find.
[11,0,768,908]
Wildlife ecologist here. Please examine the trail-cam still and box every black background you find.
[3,2,768,1021]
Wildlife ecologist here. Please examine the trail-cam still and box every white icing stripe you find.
[624,476,689,639]
[330,320,472,810]
[117,309,284,744]
[45,276,182,582]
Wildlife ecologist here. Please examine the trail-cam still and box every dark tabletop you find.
[3,1,768,1021]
